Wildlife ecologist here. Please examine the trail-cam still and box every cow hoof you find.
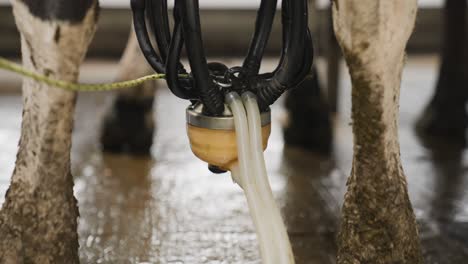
[283,114,332,155]
[283,76,333,155]
[100,97,155,155]
[416,104,467,147]
[127,127,154,155]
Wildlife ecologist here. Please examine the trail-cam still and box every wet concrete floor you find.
[0,57,467,263]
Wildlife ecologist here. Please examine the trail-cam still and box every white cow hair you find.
[11,0,98,187]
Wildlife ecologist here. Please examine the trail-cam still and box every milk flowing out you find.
[226,92,295,264]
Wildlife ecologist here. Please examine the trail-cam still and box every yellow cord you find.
[0,56,178,92]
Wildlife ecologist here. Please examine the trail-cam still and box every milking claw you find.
[131,0,313,262]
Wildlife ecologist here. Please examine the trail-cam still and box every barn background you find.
[0,0,452,58]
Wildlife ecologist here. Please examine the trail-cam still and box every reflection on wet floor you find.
[1,57,468,263]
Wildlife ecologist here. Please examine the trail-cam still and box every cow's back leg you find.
[333,0,422,263]
[283,69,332,154]
[417,0,467,146]
[283,0,332,154]
[0,1,98,263]
[100,26,155,155]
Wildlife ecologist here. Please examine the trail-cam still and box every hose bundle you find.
[131,0,313,115]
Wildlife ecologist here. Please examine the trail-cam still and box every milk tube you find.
[226,92,295,264]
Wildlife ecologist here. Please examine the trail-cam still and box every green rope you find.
[0,56,179,92]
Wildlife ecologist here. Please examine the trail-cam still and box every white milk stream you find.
[226,92,295,264]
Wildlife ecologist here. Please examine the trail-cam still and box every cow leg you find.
[100,26,156,155]
[283,0,332,154]
[0,1,98,263]
[332,1,423,263]
[417,0,467,146]
[283,69,332,154]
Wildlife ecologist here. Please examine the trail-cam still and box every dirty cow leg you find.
[283,67,332,154]
[0,1,98,263]
[100,26,156,155]
[332,0,423,263]
[417,0,467,146]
